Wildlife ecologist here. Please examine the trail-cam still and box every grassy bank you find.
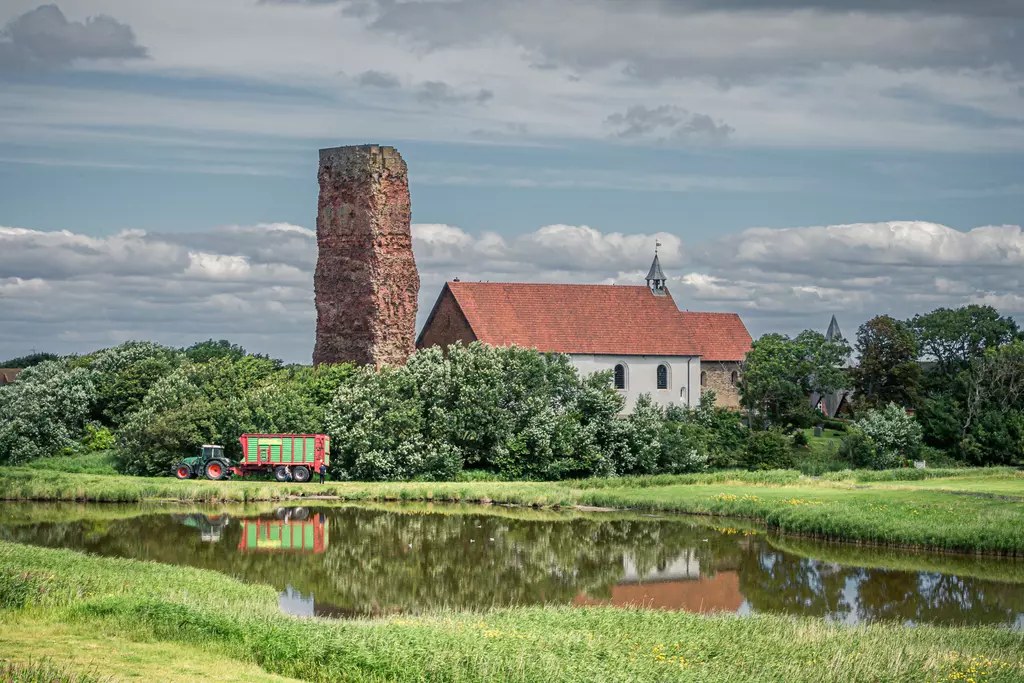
[1,467,1022,555]
[2,541,1022,682]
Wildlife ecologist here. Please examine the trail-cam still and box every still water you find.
[1,502,1021,628]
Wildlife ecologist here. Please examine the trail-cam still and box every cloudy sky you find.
[1,1,1022,363]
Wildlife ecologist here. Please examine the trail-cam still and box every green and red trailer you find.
[172,433,330,482]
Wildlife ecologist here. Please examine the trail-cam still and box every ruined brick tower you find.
[313,145,420,366]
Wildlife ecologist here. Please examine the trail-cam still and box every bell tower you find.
[645,241,667,296]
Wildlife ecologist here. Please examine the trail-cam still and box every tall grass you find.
[2,541,1023,682]
[23,451,118,476]
[0,661,108,683]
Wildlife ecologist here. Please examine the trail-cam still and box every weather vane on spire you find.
[655,239,662,256]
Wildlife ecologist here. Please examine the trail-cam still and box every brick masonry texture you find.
[416,287,476,351]
[702,361,743,409]
[313,145,420,367]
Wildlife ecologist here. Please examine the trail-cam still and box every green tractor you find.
[173,444,234,481]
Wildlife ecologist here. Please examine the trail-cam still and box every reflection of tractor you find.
[173,513,231,543]
[172,434,330,482]
[238,511,328,553]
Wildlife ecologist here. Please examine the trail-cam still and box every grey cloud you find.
[330,0,1024,81]
[606,105,734,143]
[355,69,401,88]
[415,81,493,106]
[0,4,147,71]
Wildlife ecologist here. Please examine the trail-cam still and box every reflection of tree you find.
[3,506,1022,626]
[0,507,741,614]
[738,549,1024,627]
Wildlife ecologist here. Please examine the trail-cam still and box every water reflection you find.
[0,502,1021,628]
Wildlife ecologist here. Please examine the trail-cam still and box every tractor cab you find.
[200,444,225,461]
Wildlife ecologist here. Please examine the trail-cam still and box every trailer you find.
[236,433,330,483]
[171,434,330,482]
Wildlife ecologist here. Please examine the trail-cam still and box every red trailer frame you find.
[232,433,330,480]
[237,514,329,553]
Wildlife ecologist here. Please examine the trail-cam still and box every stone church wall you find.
[701,361,743,409]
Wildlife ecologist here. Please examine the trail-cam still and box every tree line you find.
[0,303,1020,479]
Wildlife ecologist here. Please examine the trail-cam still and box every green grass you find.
[2,541,1023,682]
[22,451,118,476]
[1,466,1023,554]
[0,659,109,683]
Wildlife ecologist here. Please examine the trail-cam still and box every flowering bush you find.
[852,402,923,469]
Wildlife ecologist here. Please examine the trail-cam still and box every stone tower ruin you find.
[313,145,420,367]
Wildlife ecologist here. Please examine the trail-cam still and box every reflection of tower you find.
[238,512,329,553]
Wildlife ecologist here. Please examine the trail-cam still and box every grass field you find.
[2,541,1022,682]
[2,465,1023,555]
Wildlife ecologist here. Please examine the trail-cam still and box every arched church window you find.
[700,371,707,387]
[614,364,626,390]
[657,364,669,390]
[731,370,739,386]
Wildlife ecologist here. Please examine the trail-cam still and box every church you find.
[415,253,752,412]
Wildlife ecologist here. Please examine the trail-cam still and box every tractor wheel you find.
[174,464,192,480]
[292,466,311,483]
[205,460,228,481]
[274,466,291,482]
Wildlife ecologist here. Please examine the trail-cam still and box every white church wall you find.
[569,354,701,413]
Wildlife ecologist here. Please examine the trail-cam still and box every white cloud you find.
[5,219,1024,362]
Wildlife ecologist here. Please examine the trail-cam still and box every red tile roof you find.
[678,312,752,361]
[433,281,750,360]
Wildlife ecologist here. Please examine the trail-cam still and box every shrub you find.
[792,430,808,447]
[659,421,711,473]
[855,402,923,468]
[81,424,115,452]
[838,428,881,469]
[741,428,794,471]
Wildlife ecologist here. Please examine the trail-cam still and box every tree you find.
[0,361,97,465]
[958,340,1024,465]
[740,330,850,427]
[183,339,247,364]
[910,305,1018,379]
[850,315,920,411]
[0,352,60,368]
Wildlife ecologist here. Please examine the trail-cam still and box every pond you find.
[1,502,1022,628]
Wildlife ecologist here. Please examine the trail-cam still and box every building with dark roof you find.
[416,252,752,411]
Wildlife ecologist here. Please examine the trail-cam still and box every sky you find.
[0,0,1022,363]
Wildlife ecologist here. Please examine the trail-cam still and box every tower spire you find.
[645,242,667,296]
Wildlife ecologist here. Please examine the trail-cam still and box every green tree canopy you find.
[910,305,1018,379]
[851,315,921,411]
[740,330,850,427]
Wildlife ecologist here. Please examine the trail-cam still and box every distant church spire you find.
[825,314,843,342]
[646,241,667,296]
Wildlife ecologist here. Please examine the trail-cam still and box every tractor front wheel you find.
[292,466,311,483]
[274,466,291,482]
[174,464,192,480]
[205,460,228,481]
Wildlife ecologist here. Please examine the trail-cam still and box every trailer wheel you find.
[274,466,290,482]
[292,466,311,483]
[291,507,309,521]
[174,464,192,480]
[205,460,228,481]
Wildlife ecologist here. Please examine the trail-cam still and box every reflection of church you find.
[574,550,744,613]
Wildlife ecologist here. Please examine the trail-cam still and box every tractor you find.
[173,444,233,481]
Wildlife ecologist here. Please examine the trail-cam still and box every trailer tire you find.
[291,507,309,521]
[174,464,192,480]
[274,466,290,482]
[292,466,311,483]
[205,460,229,481]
